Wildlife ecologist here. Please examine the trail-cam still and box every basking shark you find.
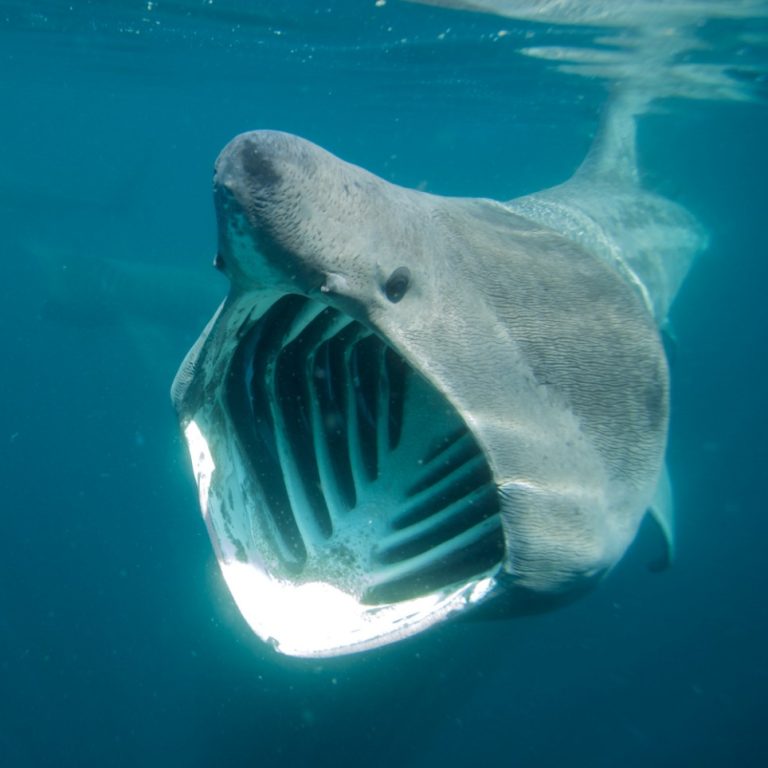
[171,96,706,657]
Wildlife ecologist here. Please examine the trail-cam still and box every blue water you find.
[1,2,767,766]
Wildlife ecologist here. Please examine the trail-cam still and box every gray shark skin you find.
[172,114,705,657]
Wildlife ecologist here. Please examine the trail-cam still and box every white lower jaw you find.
[184,418,499,657]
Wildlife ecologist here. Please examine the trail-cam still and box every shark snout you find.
[213,131,289,213]
[214,130,332,244]
[213,131,385,301]
[214,129,326,201]
[212,131,318,289]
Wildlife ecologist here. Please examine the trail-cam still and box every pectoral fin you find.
[647,464,675,571]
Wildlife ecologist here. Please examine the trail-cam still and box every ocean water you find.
[1,1,767,766]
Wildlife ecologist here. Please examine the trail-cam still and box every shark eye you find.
[384,266,411,303]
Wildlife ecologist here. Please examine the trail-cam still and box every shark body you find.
[172,100,706,656]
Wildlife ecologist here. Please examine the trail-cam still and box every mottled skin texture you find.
[207,130,669,598]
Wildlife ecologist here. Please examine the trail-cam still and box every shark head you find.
[211,131,443,327]
[172,130,670,657]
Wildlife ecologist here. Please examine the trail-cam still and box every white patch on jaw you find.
[322,272,349,294]
[183,420,215,522]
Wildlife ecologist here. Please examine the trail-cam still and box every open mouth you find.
[179,292,505,655]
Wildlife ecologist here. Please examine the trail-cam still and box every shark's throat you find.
[176,292,504,656]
